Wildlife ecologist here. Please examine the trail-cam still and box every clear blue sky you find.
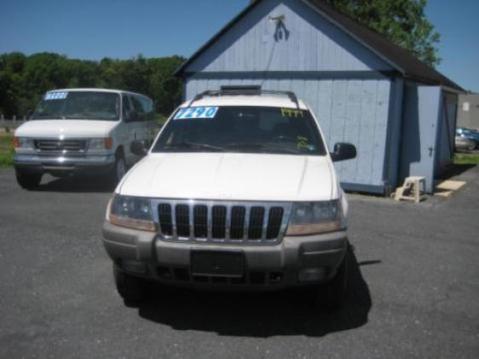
[0,0,477,92]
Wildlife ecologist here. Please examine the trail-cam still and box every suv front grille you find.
[34,139,87,153]
[154,200,291,245]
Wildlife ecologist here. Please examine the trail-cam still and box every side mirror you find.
[330,142,357,162]
[130,140,147,157]
[125,110,138,122]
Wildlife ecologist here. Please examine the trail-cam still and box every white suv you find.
[13,88,157,189]
[102,89,356,307]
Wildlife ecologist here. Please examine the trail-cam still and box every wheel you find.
[15,171,42,190]
[113,265,146,304]
[109,152,127,187]
[316,245,350,310]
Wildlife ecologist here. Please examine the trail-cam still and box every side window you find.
[140,97,154,121]
[122,95,131,121]
[130,95,146,121]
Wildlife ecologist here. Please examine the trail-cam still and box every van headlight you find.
[13,137,34,149]
[286,200,345,236]
[89,137,113,151]
[107,195,155,232]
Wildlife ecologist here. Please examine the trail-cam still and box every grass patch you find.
[0,133,14,167]
[454,153,479,165]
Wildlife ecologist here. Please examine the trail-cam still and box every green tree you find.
[326,0,441,66]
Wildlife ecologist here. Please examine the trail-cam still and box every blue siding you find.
[184,0,391,73]
[383,78,404,192]
[186,77,392,190]
[399,84,442,193]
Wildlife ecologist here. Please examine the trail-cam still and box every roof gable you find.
[179,0,391,74]
[175,0,462,91]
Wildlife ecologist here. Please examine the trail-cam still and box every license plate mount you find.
[191,251,245,278]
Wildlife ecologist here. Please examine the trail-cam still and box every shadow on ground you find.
[35,175,113,193]
[438,163,476,180]
[137,250,373,338]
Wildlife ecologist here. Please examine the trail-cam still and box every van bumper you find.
[102,221,348,290]
[14,154,115,175]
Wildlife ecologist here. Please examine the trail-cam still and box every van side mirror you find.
[130,140,147,157]
[330,143,357,162]
[125,110,138,122]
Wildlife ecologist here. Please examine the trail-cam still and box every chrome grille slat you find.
[261,206,270,241]
[243,206,251,241]
[154,200,291,245]
[34,139,87,153]
[225,205,231,240]
[171,204,178,239]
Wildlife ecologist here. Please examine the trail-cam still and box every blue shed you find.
[175,0,463,194]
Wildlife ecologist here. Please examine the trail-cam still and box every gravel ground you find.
[0,166,478,359]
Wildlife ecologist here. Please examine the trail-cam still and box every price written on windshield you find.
[174,106,219,120]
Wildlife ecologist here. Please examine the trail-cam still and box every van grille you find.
[154,200,291,245]
[34,139,87,153]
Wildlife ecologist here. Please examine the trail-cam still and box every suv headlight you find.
[286,200,345,236]
[13,137,34,150]
[107,195,155,232]
[89,137,113,151]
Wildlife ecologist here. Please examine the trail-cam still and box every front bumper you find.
[102,221,348,290]
[14,153,115,175]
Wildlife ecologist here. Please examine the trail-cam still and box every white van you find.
[13,88,157,189]
[102,88,357,308]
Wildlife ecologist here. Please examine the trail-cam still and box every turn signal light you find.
[104,137,113,149]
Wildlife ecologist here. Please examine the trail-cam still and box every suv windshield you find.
[153,106,326,155]
[32,91,120,121]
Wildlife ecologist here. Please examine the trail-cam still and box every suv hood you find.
[15,119,118,138]
[118,153,338,202]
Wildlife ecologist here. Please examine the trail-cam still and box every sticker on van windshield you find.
[174,106,219,120]
[45,92,68,100]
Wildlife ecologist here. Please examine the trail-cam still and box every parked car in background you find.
[455,135,476,152]
[102,88,357,309]
[13,88,157,189]
[456,127,479,150]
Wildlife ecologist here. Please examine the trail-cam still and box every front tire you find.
[16,171,42,190]
[113,265,146,305]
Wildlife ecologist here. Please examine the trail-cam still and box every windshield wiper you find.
[225,142,303,154]
[163,141,226,152]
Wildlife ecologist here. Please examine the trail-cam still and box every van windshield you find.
[153,106,326,156]
[32,91,120,121]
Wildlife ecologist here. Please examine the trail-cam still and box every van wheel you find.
[109,153,126,187]
[113,265,146,305]
[316,245,350,310]
[16,171,42,190]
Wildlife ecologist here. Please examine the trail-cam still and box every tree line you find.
[0,52,186,118]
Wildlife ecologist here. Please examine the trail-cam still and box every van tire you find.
[16,171,42,190]
[109,151,126,187]
[113,265,146,305]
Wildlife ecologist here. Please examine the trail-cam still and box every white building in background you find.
[457,93,479,130]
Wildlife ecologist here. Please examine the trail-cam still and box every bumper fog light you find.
[298,267,327,283]
[121,260,147,274]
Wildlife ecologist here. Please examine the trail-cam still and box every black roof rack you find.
[187,87,301,109]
